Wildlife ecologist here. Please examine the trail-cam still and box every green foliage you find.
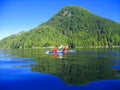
[0,6,120,49]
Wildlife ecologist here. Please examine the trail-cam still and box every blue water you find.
[0,49,120,90]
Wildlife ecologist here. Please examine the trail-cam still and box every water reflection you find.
[53,53,67,59]
[31,51,119,85]
[53,53,58,58]
[0,49,68,90]
[1,49,120,86]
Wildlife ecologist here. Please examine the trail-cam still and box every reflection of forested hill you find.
[3,49,120,85]
[31,53,119,85]
[0,6,120,49]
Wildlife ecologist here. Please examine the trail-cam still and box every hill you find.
[0,6,120,49]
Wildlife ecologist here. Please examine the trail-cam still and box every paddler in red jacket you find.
[63,47,68,52]
[53,47,58,53]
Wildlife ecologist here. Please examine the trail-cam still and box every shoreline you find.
[1,46,120,49]
[76,46,120,48]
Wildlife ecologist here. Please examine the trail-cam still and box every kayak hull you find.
[45,50,76,54]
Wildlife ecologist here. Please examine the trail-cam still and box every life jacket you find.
[53,48,57,53]
[64,47,68,52]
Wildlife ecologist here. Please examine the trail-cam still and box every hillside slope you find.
[0,6,120,49]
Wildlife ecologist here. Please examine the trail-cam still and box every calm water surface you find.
[0,48,120,90]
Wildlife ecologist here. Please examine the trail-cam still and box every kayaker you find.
[63,47,68,52]
[53,47,58,53]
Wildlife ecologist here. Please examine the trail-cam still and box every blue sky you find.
[0,0,120,40]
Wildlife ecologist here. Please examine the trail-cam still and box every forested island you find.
[0,6,120,49]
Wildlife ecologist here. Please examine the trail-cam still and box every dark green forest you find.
[0,6,120,49]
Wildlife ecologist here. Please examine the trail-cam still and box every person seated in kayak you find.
[53,47,58,53]
[63,47,68,52]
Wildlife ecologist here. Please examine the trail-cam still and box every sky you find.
[0,0,120,40]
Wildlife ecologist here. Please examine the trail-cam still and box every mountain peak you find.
[62,6,88,11]
[0,6,120,49]
[57,6,90,18]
